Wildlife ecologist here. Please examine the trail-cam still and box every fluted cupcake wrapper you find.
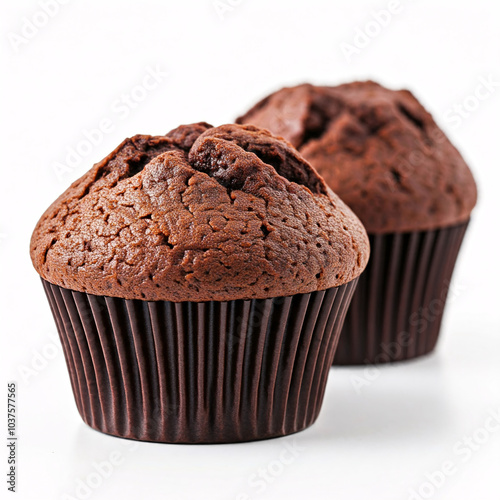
[42,278,357,443]
[334,221,469,365]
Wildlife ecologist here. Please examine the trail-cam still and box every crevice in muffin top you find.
[188,124,328,195]
[237,82,439,152]
[84,123,329,198]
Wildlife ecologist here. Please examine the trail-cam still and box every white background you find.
[1,1,499,499]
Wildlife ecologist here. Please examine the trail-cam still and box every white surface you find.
[1,1,499,499]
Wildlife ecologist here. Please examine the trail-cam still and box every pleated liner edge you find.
[42,278,357,443]
[334,220,469,365]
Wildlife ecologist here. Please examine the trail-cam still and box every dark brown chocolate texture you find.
[237,81,477,233]
[31,123,369,302]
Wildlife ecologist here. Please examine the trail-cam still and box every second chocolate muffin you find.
[31,123,369,442]
[238,82,477,364]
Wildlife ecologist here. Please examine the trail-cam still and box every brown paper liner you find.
[42,278,357,443]
[334,221,469,365]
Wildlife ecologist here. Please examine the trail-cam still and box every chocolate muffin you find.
[238,82,477,364]
[31,123,369,442]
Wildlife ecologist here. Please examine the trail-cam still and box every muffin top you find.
[237,81,477,233]
[31,123,369,302]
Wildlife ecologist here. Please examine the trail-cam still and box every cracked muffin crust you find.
[30,123,369,302]
[237,81,477,233]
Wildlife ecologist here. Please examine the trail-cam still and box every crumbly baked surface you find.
[31,123,369,302]
[237,81,477,233]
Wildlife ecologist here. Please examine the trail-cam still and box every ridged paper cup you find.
[42,278,358,443]
[334,221,469,365]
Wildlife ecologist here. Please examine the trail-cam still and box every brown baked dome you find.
[30,123,369,302]
[237,81,478,233]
